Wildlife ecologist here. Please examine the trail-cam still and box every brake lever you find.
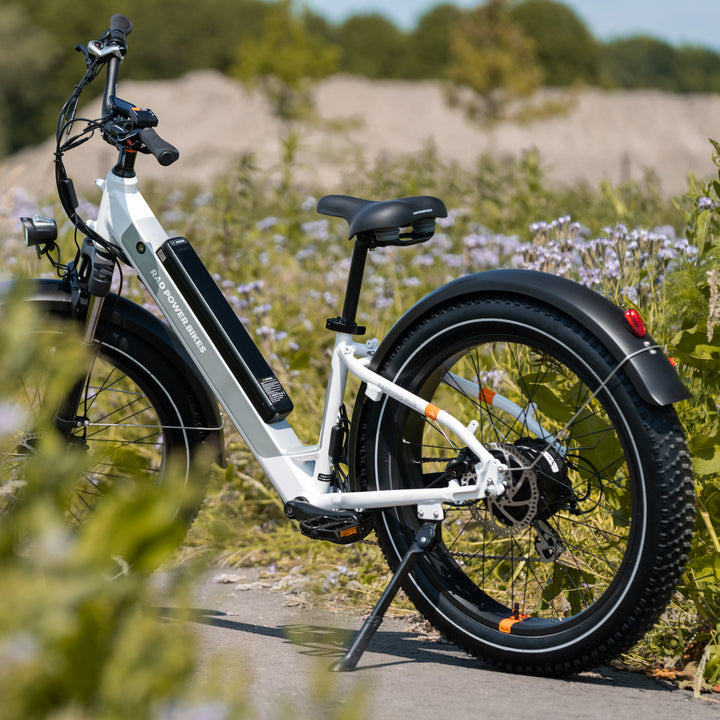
[87,39,126,61]
[75,43,91,63]
[86,29,127,61]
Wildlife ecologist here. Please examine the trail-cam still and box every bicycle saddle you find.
[317,194,447,240]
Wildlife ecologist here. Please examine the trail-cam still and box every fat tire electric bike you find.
[7,15,696,675]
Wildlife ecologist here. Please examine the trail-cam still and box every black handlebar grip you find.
[139,127,180,166]
[109,14,133,42]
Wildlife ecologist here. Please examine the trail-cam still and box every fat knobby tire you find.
[354,295,695,675]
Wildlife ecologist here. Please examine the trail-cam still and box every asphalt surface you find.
[153,567,720,720]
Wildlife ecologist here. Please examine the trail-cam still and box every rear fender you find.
[372,269,689,407]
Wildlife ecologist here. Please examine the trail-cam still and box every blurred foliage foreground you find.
[3,136,720,713]
[0,291,204,718]
[0,292,371,718]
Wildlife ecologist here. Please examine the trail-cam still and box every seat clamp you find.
[326,317,366,335]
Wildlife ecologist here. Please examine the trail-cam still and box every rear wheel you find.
[355,296,695,674]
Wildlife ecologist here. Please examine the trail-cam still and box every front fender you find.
[373,269,689,407]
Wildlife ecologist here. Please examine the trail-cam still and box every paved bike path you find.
[160,568,720,719]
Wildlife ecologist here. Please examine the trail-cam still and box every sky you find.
[302,0,720,52]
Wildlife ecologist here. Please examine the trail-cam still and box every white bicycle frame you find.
[88,168,531,515]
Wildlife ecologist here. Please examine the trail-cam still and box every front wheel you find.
[0,292,222,529]
[354,295,695,674]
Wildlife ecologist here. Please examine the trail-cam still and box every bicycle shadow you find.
[153,604,682,693]
[155,604,467,669]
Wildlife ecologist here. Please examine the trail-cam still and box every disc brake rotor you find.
[472,443,539,536]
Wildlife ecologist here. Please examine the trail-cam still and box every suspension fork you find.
[54,239,117,439]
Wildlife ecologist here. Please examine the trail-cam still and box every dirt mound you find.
[2,70,719,200]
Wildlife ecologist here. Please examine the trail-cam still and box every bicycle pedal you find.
[284,499,373,545]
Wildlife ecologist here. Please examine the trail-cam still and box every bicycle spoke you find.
[408,338,636,621]
[2,348,168,523]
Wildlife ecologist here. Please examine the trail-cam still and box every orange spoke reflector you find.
[499,614,530,633]
[424,403,441,421]
[479,387,496,404]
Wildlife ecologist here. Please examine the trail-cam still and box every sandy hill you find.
[2,70,720,201]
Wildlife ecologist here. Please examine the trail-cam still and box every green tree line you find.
[3,0,720,156]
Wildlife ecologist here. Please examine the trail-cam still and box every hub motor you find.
[472,440,571,536]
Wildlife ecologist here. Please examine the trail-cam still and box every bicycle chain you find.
[360,533,537,563]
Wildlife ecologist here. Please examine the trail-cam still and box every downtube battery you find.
[157,237,294,423]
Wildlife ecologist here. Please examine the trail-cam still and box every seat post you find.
[326,236,372,335]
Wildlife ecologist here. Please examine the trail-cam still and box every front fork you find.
[76,238,116,342]
[55,238,116,439]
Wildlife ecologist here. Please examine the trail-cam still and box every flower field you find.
[2,137,720,697]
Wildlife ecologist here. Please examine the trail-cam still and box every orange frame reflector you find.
[424,403,441,421]
[479,387,496,404]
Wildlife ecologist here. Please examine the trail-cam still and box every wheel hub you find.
[471,440,571,536]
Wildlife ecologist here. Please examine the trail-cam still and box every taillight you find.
[624,308,646,338]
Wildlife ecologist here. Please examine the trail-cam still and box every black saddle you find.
[317,194,447,244]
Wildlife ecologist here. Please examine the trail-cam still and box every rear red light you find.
[624,308,646,338]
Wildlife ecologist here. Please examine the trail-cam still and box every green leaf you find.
[691,344,720,360]
[540,564,596,615]
[696,208,712,256]
[688,551,720,585]
[691,433,720,476]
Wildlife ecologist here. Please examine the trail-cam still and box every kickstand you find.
[330,521,439,672]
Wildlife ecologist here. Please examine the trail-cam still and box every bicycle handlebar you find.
[101,56,120,117]
[139,127,180,166]
[54,15,179,240]
[96,15,179,166]
[100,15,131,118]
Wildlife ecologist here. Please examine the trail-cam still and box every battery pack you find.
[157,237,294,424]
